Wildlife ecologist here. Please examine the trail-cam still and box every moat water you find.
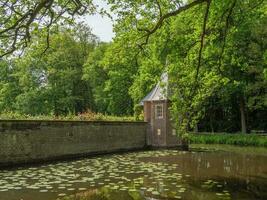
[0,144,266,200]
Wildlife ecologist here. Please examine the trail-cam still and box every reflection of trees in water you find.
[149,150,267,180]
[61,173,267,200]
[61,177,267,200]
[188,176,267,200]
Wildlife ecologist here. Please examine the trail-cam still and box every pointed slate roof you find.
[140,73,168,105]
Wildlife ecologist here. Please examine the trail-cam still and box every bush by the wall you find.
[0,111,136,122]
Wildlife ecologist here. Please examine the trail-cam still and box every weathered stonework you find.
[0,120,147,167]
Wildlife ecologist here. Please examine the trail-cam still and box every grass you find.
[188,133,267,147]
[0,111,138,122]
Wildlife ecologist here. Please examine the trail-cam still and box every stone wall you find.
[0,120,147,167]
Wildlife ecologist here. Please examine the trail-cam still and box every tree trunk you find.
[240,98,247,134]
[210,114,214,133]
[194,124,199,133]
[181,138,189,151]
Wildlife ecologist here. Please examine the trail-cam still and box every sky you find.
[82,0,115,42]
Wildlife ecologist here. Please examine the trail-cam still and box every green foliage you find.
[83,43,109,113]
[0,60,20,112]
[83,37,140,116]
[0,24,98,116]
[101,40,138,115]
[189,133,267,147]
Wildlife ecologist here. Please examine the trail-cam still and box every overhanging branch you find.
[137,0,207,48]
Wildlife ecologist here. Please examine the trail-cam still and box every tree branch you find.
[195,0,211,81]
[137,0,207,48]
[217,0,237,75]
[0,0,96,58]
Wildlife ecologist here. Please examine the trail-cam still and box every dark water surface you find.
[0,144,266,200]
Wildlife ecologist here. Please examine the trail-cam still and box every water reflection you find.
[0,145,266,200]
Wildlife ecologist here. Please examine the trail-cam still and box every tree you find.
[0,0,98,57]
[0,24,98,116]
[0,60,20,112]
[84,39,140,116]
[83,43,110,113]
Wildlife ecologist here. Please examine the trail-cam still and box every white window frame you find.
[155,104,164,119]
